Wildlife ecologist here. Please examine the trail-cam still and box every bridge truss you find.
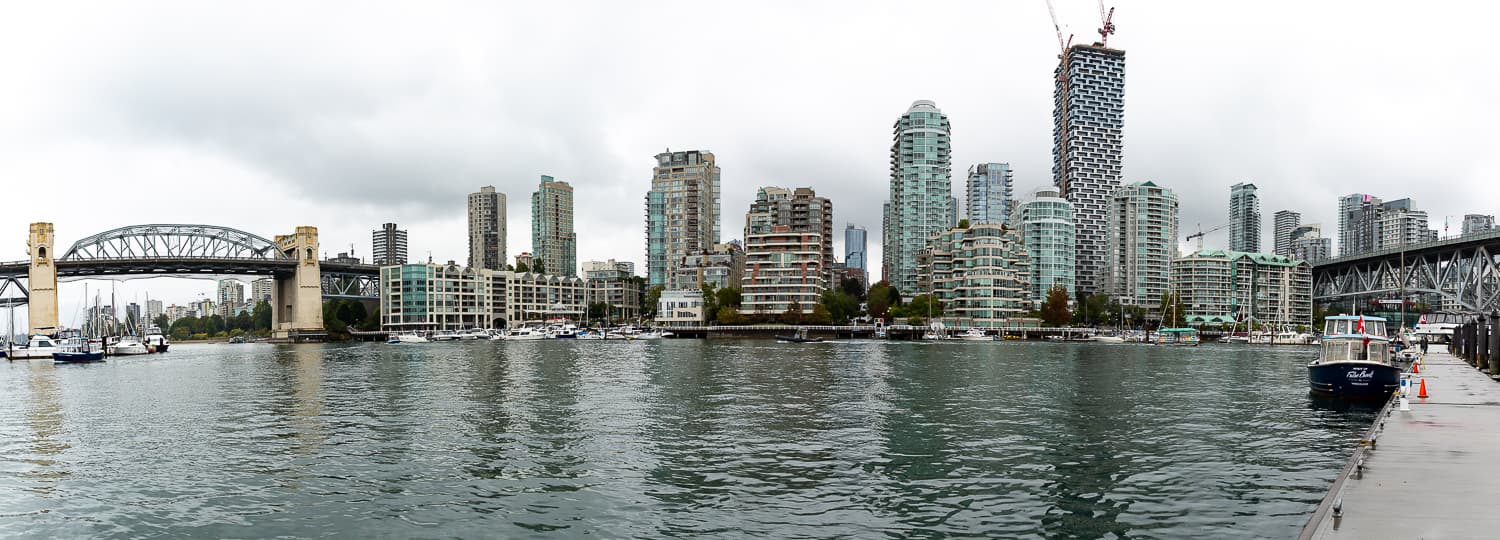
[61,224,287,261]
[1313,232,1500,314]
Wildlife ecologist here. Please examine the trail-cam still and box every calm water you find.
[0,340,1377,538]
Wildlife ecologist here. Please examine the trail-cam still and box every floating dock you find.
[1301,349,1500,538]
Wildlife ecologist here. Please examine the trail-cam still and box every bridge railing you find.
[1316,229,1500,267]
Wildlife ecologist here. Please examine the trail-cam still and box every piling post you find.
[1489,312,1500,378]
[1478,317,1490,372]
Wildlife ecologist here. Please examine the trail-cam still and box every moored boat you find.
[1307,315,1400,399]
[776,327,823,343]
[959,328,995,341]
[1155,328,1200,346]
[8,334,62,359]
[54,350,106,363]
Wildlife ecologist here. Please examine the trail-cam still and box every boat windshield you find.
[1322,339,1389,361]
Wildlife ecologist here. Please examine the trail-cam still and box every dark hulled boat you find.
[1307,315,1400,399]
[776,327,824,343]
[53,350,105,363]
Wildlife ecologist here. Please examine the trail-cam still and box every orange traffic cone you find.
[1413,361,1420,374]
[1418,378,1429,399]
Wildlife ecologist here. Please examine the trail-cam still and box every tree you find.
[515,262,530,273]
[809,303,833,324]
[700,282,719,323]
[839,277,866,301]
[587,301,610,321]
[153,314,169,330]
[360,307,381,331]
[1040,284,1071,326]
[866,281,901,320]
[820,290,860,324]
[1072,292,1111,326]
[716,306,746,325]
[714,286,742,310]
[905,294,942,319]
[957,219,970,229]
[252,300,272,331]
[780,301,805,325]
[644,285,666,318]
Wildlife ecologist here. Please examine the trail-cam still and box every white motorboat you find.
[429,331,460,341]
[394,333,430,344]
[1092,334,1126,343]
[9,334,62,359]
[506,328,547,341]
[112,336,150,355]
[547,324,580,339]
[958,328,994,341]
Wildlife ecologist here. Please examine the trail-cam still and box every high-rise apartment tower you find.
[966,163,1014,226]
[1053,44,1125,296]
[468,186,507,270]
[1228,183,1260,252]
[882,100,953,296]
[1273,210,1300,257]
[372,222,408,266]
[531,175,577,276]
[645,150,721,287]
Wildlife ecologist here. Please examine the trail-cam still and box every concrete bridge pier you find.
[271,226,325,342]
[27,223,58,335]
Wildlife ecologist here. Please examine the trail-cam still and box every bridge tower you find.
[27,222,59,335]
[271,226,325,341]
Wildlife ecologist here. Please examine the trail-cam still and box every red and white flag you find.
[1419,314,1428,325]
[1356,315,1365,334]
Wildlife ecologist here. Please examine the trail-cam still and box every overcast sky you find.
[2,1,1497,327]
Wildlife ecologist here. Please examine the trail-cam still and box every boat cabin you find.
[1323,315,1387,338]
[1156,328,1200,345]
[1320,337,1389,362]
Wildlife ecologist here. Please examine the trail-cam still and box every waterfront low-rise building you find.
[655,289,706,327]
[380,262,591,331]
[916,223,1031,326]
[1171,250,1313,328]
[584,262,643,322]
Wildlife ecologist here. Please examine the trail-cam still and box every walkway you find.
[1302,350,1500,539]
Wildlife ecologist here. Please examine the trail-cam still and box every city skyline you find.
[3,2,1498,322]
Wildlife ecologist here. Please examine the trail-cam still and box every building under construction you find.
[1052,42,1126,296]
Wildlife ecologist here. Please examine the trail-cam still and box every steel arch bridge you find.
[1311,229,1500,314]
[0,224,378,300]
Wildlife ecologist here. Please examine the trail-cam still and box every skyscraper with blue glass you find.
[882,100,953,296]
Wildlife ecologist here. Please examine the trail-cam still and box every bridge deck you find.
[1302,350,1500,539]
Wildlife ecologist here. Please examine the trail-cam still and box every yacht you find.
[958,328,995,341]
[1092,332,1126,343]
[9,334,63,359]
[506,327,547,341]
[429,330,460,342]
[143,327,170,353]
[1307,315,1400,399]
[548,324,580,339]
[112,336,150,355]
[393,333,430,344]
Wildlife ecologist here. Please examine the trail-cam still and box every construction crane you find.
[1045,0,1073,55]
[1097,1,1116,47]
[1185,223,1232,252]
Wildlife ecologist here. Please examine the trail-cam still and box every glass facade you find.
[1105,181,1178,308]
[883,100,953,297]
[917,224,1031,325]
[645,151,720,287]
[1228,183,1260,252]
[1016,187,1076,308]
[532,175,577,276]
[966,163,1014,226]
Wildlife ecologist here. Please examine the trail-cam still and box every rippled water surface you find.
[0,340,1378,538]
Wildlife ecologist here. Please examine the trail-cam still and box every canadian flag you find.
[1356,315,1365,334]
[1419,314,1428,325]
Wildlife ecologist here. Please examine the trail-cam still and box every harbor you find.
[1301,347,1500,538]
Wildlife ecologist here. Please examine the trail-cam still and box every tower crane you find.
[1097,1,1116,47]
[1185,223,1231,252]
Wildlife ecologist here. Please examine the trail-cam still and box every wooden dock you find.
[1300,349,1500,539]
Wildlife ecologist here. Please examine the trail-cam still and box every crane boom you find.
[1185,223,1232,251]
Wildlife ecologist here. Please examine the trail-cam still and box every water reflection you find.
[22,362,70,494]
